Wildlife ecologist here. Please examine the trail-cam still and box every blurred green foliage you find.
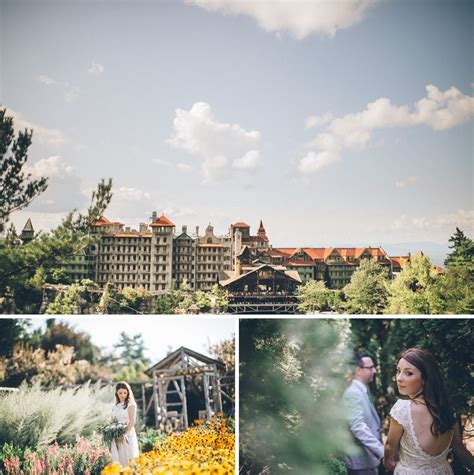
[240,319,353,474]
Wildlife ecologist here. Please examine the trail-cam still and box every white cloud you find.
[37,75,56,85]
[305,112,333,129]
[168,102,262,182]
[152,158,172,167]
[36,74,80,103]
[115,187,151,202]
[23,156,86,213]
[299,84,474,175]
[26,155,73,179]
[391,209,474,232]
[186,0,378,39]
[64,83,80,103]
[202,155,230,183]
[5,107,65,147]
[177,163,194,172]
[162,206,198,218]
[88,62,105,75]
[298,150,340,173]
[394,176,420,188]
[232,150,262,170]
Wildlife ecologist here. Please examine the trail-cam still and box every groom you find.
[343,353,384,475]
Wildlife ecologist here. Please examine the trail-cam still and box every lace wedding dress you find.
[111,401,140,467]
[390,399,454,475]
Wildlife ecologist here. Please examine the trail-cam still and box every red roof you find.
[150,214,175,227]
[233,222,250,228]
[248,235,269,243]
[93,216,113,226]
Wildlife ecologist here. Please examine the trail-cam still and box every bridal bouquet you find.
[99,418,127,444]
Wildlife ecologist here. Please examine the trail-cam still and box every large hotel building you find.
[58,211,410,292]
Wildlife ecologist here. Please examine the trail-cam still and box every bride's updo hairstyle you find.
[115,381,136,409]
[400,348,456,436]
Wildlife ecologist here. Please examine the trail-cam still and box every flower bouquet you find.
[99,418,127,445]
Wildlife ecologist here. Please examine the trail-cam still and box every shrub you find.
[137,427,167,453]
[0,343,112,388]
[0,382,112,449]
[0,435,111,474]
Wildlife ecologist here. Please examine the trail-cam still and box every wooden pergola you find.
[142,346,232,431]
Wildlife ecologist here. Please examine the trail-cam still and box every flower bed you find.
[0,435,111,475]
[101,417,235,474]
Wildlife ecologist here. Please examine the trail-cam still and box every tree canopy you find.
[344,258,390,314]
[0,108,48,231]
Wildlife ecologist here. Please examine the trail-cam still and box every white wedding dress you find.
[111,401,140,467]
[390,399,454,475]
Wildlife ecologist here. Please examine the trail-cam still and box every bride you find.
[384,348,474,474]
[111,381,140,467]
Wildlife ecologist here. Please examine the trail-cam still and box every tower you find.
[20,218,35,243]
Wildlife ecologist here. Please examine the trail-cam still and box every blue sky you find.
[29,316,235,363]
[2,0,473,254]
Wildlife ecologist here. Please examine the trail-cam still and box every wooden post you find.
[152,371,159,428]
[141,383,146,420]
[181,376,188,429]
[214,364,223,414]
[203,373,211,419]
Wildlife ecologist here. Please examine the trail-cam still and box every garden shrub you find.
[0,435,111,474]
[0,382,111,449]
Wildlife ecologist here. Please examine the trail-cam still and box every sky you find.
[2,0,473,256]
[28,316,235,363]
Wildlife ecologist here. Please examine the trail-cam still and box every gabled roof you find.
[22,218,34,232]
[220,263,302,287]
[237,244,250,257]
[324,248,340,259]
[150,214,175,227]
[145,346,225,376]
[175,232,193,240]
[304,248,326,259]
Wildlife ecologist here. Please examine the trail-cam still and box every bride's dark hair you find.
[115,381,135,409]
[399,348,456,436]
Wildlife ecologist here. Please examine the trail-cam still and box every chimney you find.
[236,256,242,276]
[125,226,131,233]
[195,226,199,237]
[151,211,157,222]
[139,223,147,233]
[182,225,187,235]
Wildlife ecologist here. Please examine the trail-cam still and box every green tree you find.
[0,108,48,232]
[240,319,354,474]
[445,227,474,269]
[297,279,333,313]
[194,290,211,313]
[154,292,182,314]
[0,319,32,357]
[385,253,439,314]
[210,284,228,313]
[113,332,150,369]
[0,179,112,313]
[343,259,390,314]
[429,266,474,314]
[41,319,100,363]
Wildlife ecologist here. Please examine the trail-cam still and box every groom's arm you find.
[343,391,384,460]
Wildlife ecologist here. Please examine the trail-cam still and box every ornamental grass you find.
[101,417,234,475]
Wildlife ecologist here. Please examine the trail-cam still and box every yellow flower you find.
[102,417,235,475]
